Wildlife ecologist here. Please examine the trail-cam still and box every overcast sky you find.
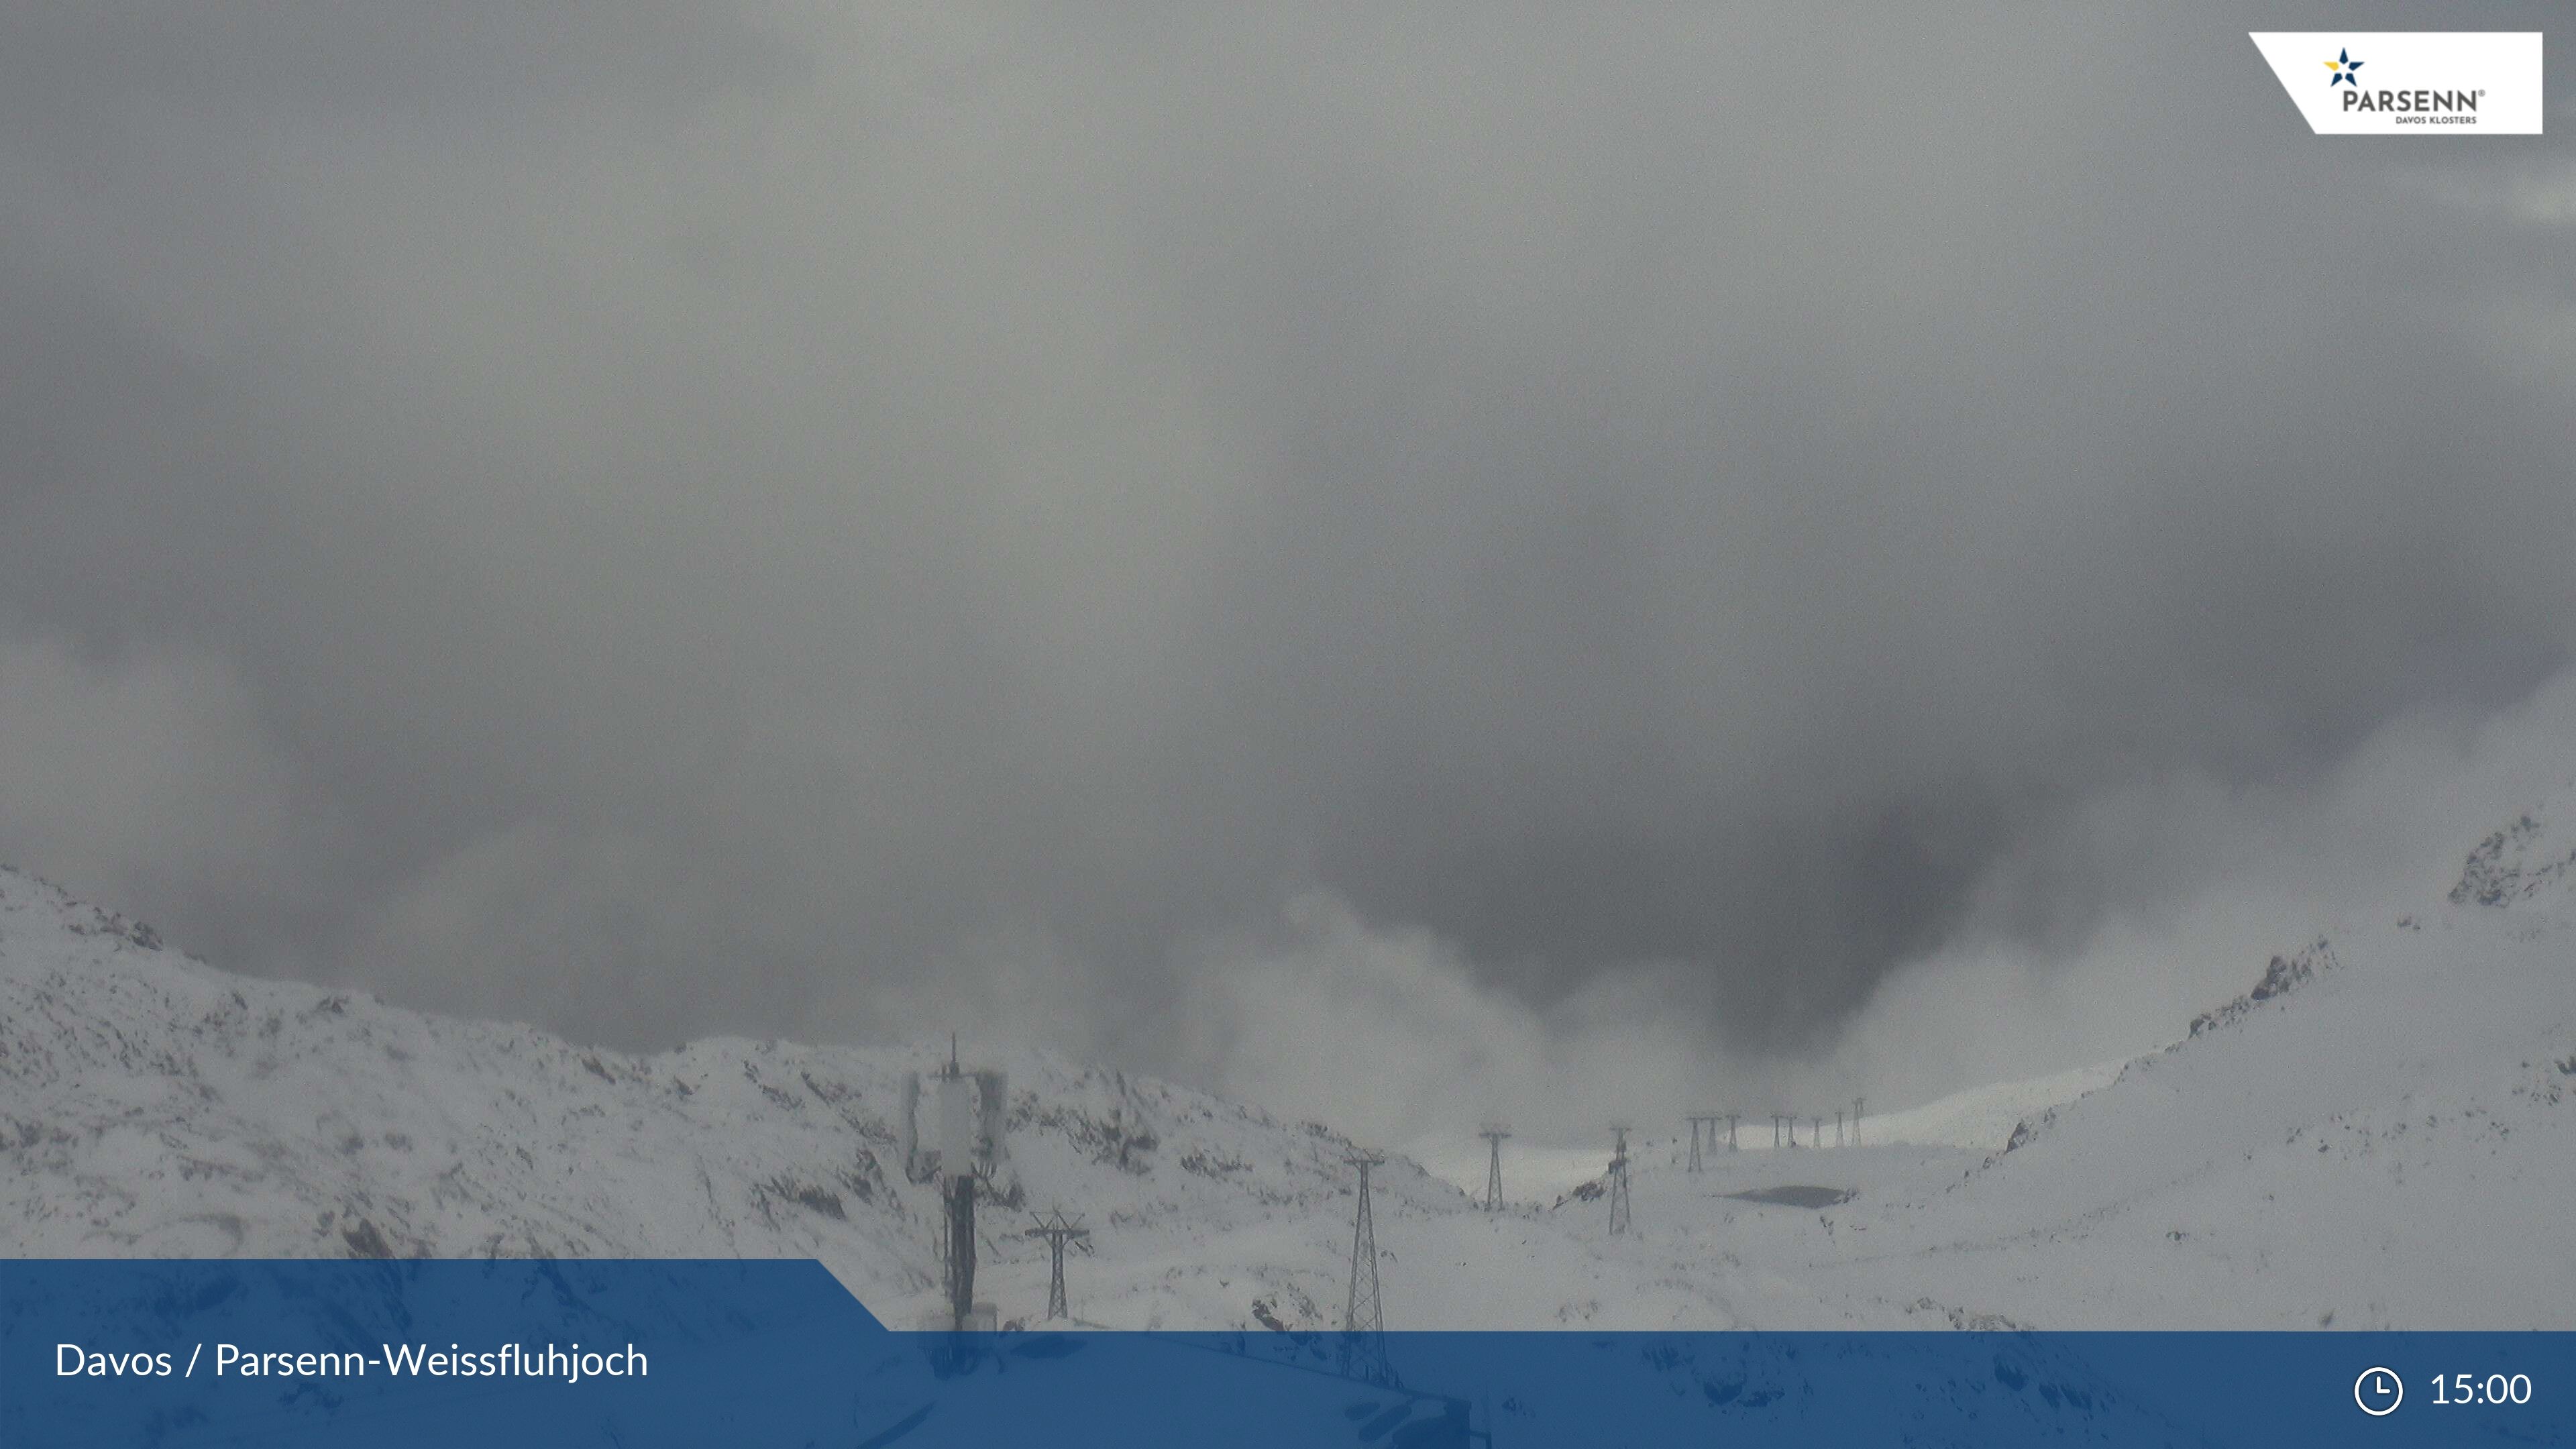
[3,2,2571,1139]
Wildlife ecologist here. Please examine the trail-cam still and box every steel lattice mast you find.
[1685,1114,1722,1172]
[1340,1150,1394,1385]
[1479,1125,1510,1212]
[1605,1124,1633,1236]
[1024,1208,1090,1321]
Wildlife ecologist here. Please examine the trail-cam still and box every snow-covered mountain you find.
[0,867,1469,1329]
[4,785,2572,1332]
[1743,782,2576,1330]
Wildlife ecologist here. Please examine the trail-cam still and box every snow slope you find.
[1850,1060,2125,1152]
[0,867,1717,1332]
[1685,784,2576,1330]
[4,784,2573,1333]
[0,867,1476,1324]
[1407,1060,2120,1205]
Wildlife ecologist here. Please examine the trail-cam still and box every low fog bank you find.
[1140,672,2576,1145]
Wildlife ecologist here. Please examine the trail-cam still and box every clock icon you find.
[2355,1366,2404,1417]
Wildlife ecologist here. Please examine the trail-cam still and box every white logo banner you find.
[2250,32,2542,135]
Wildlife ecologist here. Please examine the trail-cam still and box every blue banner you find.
[3,1260,2566,1446]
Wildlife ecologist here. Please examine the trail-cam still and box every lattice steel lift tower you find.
[1685,1114,1723,1172]
[1024,1208,1091,1322]
[1479,1125,1510,1212]
[1341,1150,1395,1385]
[1605,1124,1633,1236]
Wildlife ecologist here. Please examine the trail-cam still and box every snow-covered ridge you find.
[2187,936,2335,1039]
[5,788,2574,1332]
[0,865,1457,1328]
[2451,790,2576,908]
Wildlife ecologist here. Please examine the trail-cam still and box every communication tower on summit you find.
[904,1034,1011,1333]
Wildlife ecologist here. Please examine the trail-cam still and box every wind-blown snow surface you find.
[1858,1061,2125,1151]
[5,787,2574,1331]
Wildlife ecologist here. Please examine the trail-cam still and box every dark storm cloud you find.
[2,1,2571,1095]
